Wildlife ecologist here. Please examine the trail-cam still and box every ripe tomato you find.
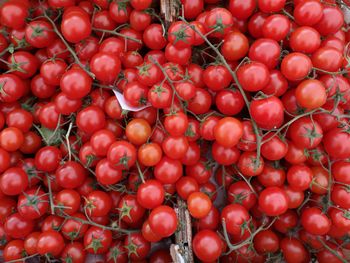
[0,1,28,29]
[203,65,232,91]
[324,127,350,160]
[149,205,177,237]
[251,96,284,130]
[262,14,290,41]
[154,156,182,184]
[237,61,270,91]
[254,229,279,254]
[4,213,34,239]
[238,151,264,176]
[281,52,312,81]
[301,207,331,235]
[37,231,65,257]
[34,146,62,172]
[214,117,243,147]
[296,79,326,109]
[221,204,250,235]
[0,74,25,103]
[193,230,222,262]
[287,164,313,191]
[90,52,121,84]
[84,227,112,254]
[55,189,81,216]
[3,239,25,262]
[289,26,321,53]
[126,118,152,145]
[61,242,86,263]
[258,187,288,216]
[60,68,92,100]
[205,8,233,38]
[0,167,28,196]
[289,117,323,149]
[137,180,165,209]
[76,106,106,134]
[143,24,167,50]
[17,187,48,219]
[187,192,212,219]
[124,232,150,260]
[281,237,309,263]
[293,0,323,26]
[56,161,87,189]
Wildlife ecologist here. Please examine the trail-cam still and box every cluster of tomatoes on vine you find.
[0,0,350,262]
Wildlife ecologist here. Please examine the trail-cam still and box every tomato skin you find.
[154,157,182,184]
[0,74,25,103]
[259,187,288,216]
[0,127,24,152]
[262,14,290,41]
[251,96,284,130]
[126,118,152,146]
[258,0,285,13]
[254,229,279,254]
[54,189,81,216]
[137,180,165,209]
[86,190,112,217]
[84,227,112,254]
[4,213,34,239]
[56,161,87,189]
[281,52,312,81]
[3,239,25,262]
[238,151,264,177]
[258,162,285,187]
[281,237,309,263]
[0,167,28,196]
[61,242,86,263]
[314,6,344,36]
[237,61,270,91]
[143,24,167,50]
[203,65,232,91]
[149,205,177,237]
[187,192,212,219]
[212,141,240,166]
[221,204,250,235]
[294,0,323,26]
[332,161,350,184]
[35,146,62,172]
[37,230,65,257]
[221,31,249,61]
[296,79,326,109]
[261,133,288,161]
[312,47,343,73]
[317,242,345,263]
[0,1,28,29]
[290,26,321,54]
[95,158,122,185]
[331,185,350,209]
[229,0,256,20]
[60,68,92,100]
[17,188,48,220]
[124,232,150,260]
[289,117,323,150]
[214,117,243,148]
[118,194,145,224]
[165,44,192,65]
[216,89,244,116]
[188,88,212,115]
[301,207,331,235]
[193,230,222,262]
[249,39,281,69]
[228,181,257,210]
[286,164,313,191]
[107,140,136,170]
[90,52,121,84]
[76,106,106,134]
[324,127,350,160]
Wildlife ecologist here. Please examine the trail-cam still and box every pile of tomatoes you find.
[0,0,350,262]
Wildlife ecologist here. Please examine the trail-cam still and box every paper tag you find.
[112,89,150,112]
